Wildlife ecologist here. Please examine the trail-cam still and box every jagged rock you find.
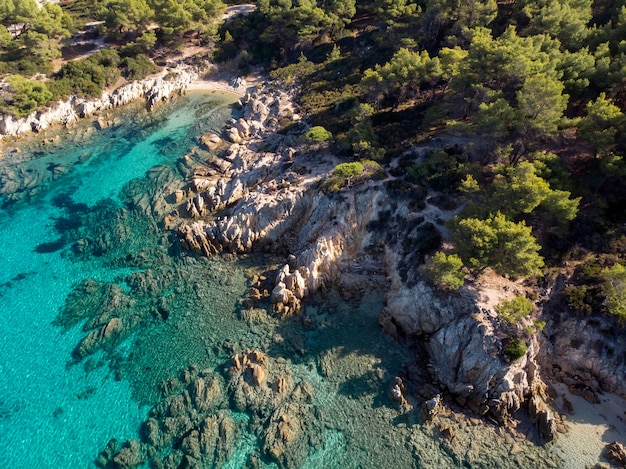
[261,397,321,469]
[233,119,250,139]
[174,189,186,204]
[142,418,161,447]
[191,377,223,412]
[422,395,443,420]
[73,317,123,359]
[200,133,222,150]
[528,395,558,442]
[605,442,626,466]
[112,439,146,469]
[224,127,242,143]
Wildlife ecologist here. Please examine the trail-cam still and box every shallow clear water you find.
[0,92,563,469]
[0,93,240,467]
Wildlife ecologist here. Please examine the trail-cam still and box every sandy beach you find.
[550,381,626,467]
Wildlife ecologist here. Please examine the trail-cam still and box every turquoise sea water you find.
[0,92,561,468]
[0,93,240,467]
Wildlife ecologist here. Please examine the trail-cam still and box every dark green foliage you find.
[503,337,528,361]
[422,251,465,290]
[496,296,534,324]
[54,49,122,97]
[565,284,592,312]
[578,93,626,155]
[121,53,155,79]
[4,75,53,117]
[600,263,626,322]
[450,212,544,278]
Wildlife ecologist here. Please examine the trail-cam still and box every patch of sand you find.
[550,381,626,468]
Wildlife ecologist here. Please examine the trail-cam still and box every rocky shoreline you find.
[5,68,622,466]
[0,65,248,141]
[163,80,626,464]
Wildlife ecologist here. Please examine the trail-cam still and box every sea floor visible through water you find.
[0,91,599,468]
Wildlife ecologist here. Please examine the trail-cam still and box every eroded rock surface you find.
[0,66,198,139]
[168,83,626,450]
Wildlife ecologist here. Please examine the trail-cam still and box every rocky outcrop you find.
[538,285,626,401]
[175,88,384,315]
[0,66,199,139]
[169,84,577,444]
[98,365,235,469]
[605,442,626,467]
[227,350,322,468]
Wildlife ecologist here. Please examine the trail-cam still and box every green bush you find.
[322,161,365,192]
[496,296,534,324]
[122,54,155,80]
[304,125,333,142]
[54,50,121,97]
[422,251,465,290]
[6,76,53,117]
[601,263,626,322]
[333,161,364,179]
[565,284,592,312]
[504,337,528,361]
[360,159,385,178]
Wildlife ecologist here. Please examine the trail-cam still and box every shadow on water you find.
[34,239,67,253]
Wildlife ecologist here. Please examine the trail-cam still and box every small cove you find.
[0,90,567,468]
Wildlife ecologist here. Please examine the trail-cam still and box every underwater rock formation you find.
[98,351,323,469]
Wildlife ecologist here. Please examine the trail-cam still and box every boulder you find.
[112,439,146,469]
[605,442,626,466]
[200,133,222,150]
[224,127,242,143]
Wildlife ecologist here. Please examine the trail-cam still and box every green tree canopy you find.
[578,93,626,154]
[96,0,155,35]
[523,0,593,51]
[451,212,545,277]
[516,73,569,134]
[422,251,465,290]
[462,161,580,227]
[257,0,354,51]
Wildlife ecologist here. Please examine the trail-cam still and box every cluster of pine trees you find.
[219,0,625,321]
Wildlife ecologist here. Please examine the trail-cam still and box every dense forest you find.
[1,0,625,329]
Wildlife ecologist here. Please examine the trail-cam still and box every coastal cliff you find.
[162,83,626,443]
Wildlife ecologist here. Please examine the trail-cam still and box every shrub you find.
[600,263,626,323]
[360,159,385,178]
[496,296,534,324]
[122,54,155,80]
[333,161,364,179]
[304,125,332,142]
[504,337,528,361]
[322,161,364,192]
[6,76,53,117]
[565,284,592,312]
[422,251,465,290]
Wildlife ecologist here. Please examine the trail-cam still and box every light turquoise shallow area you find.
[0,92,239,468]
